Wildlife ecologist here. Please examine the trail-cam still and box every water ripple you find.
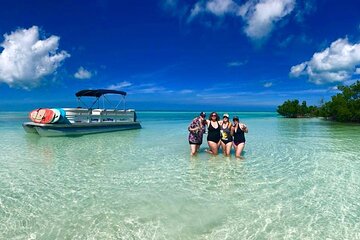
[0,112,360,239]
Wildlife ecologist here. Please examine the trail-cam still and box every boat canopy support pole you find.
[77,97,99,109]
[103,95,116,109]
[115,95,126,110]
[90,97,100,109]
[78,97,89,108]
[77,94,126,110]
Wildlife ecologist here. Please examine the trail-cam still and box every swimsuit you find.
[220,122,233,144]
[189,141,202,145]
[207,121,221,143]
[233,125,245,146]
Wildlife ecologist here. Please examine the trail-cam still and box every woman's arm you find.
[188,119,198,132]
[240,123,248,133]
[190,118,207,132]
[188,126,200,132]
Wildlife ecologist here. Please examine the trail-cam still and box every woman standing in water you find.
[220,113,233,156]
[188,112,206,156]
[231,116,248,158]
[205,112,221,155]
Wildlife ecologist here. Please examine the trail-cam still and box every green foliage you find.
[277,99,318,118]
[319,80,360,122]
[278,81,360,123]
[308,105,319,116]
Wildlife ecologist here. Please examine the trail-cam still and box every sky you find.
[0,0,360,111]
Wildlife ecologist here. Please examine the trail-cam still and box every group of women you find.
[188,112,248,157]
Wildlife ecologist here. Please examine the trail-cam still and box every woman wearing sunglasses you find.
[205,112,222,155]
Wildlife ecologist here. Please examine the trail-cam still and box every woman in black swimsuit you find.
[231,116,248,158]
[205,112,221,155]
[220,113,233,156]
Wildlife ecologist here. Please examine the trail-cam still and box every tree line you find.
[277,81,360,123]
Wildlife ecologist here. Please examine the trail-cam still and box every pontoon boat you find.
[23,89,141,137]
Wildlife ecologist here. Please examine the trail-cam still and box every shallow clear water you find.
[1,111,360,239]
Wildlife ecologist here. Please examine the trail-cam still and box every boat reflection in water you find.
[23,89,141,137]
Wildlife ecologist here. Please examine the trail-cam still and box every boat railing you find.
[63,108,135,123]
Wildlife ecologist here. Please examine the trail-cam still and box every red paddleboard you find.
[29,108,55,124]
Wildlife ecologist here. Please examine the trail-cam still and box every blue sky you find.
[0,0,359,111]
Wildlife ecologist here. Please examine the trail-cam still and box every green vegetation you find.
[277,100,318,118]
[277,81,360,123]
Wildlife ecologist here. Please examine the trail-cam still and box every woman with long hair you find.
[205,112,221,155]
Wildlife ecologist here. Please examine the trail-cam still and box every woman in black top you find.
[220,113,233,156]
[231,116,248,158]
[205,112,221,155]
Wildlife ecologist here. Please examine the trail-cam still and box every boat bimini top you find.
[75,89,128,110]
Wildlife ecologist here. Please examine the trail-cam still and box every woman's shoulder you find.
[192,117,201,122]
[189,117,198,125]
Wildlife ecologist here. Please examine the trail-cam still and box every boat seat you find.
[91,109,103,115]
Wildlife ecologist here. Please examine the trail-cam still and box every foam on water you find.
[0,112,360,239]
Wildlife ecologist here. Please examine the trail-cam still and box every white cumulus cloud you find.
[189,0,238,20]
[187,0,295,41]
[239,0,295,40]
[74,67,92,79]
[0,26,70,89]
[290,38,360,84]
[206,0,238,16]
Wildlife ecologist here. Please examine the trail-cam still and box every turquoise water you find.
[1,111,360,239]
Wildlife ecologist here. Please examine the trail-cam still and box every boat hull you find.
[23,121,141,137]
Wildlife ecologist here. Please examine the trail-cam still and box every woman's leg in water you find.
[207,141,219,155]
[235,142,245,158]
[220,141,226,156]
[190,144,198,156]
[225,142,232,156]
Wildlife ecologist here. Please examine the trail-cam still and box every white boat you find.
[23,89,141,137]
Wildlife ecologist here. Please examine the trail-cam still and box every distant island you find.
[277,81,360,123]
